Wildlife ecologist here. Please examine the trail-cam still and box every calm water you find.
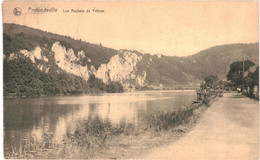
[4,90,196,153]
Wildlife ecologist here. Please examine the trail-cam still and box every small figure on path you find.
[237,87,241,94]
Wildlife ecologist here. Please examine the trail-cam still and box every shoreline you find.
[68,92,221,159]
[139,92,259,159]
[3,88,199,99]
[96,104,209,159]
[5,92,221,159]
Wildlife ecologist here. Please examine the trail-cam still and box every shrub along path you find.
[140,92,259,160]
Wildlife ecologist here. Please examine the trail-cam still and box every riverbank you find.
[140,92,259,159]
[5,91,221,159]
[94,92,220,159]
[95,104,209,159]
[4,86,199,99]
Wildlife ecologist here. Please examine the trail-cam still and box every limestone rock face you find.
[6,46,50,73]
[8,53,17,60]
[136,71,147,86]
[51,42,90,80]
[95,51,146,86]
[20,46,42,63]
[6,41,149,87]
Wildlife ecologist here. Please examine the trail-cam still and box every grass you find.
[143,107,194,131]
[5,131,57,159]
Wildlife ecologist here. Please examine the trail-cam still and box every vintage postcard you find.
[2,1,259,159]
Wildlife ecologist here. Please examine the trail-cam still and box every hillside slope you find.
[3,23,259,97]
[183,43,259,79]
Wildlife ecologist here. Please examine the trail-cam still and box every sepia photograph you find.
[2,1,259,159]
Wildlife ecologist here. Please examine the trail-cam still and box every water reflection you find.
[4,90,195,153]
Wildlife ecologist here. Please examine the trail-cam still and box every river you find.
[4,90,196,154]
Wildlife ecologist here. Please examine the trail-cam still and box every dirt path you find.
[140,92,259,160]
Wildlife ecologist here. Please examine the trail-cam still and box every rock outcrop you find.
[51,42,90,80]
[5,41,148,87]
[95,51,145,86]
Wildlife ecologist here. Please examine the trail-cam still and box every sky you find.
[2,1,259,56]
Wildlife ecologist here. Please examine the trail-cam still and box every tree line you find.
[201,60,258,98]
[4,58,124,97]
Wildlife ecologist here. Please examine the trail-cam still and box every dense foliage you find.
[204,75,218,87]
[201,75,218,88]
[4,58,124,97]
[226,60,259,98]
[4,58,89,97]
[226,60,255,88]
[88,74,124,93]
[244,66,259,96]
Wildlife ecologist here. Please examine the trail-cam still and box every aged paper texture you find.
[2,1,259,159]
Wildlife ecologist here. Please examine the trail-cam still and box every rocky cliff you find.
[3,23,259,96]
[4,40,149,88]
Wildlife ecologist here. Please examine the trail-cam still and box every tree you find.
[244,66,259,96]
[204,75,218,88]
[3,33,12,56]
[226,60,255,88]
[106,81,124,93]
[88,74,106,91]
